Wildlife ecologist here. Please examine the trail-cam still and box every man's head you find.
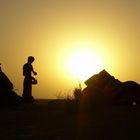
[28,56,35,64]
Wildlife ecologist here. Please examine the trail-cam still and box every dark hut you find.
[0,64,21,105]
[82,70,140,105]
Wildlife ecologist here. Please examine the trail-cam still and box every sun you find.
[67,47,103,81]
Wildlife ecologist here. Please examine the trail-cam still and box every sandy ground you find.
[0,99,140,140]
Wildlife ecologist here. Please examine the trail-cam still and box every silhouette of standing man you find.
[22,56,37,102]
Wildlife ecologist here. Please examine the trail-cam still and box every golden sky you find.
[0,0,140,98]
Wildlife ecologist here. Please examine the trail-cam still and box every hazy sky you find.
[0,0,140,98]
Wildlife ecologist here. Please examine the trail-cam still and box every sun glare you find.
[67,47,103,81]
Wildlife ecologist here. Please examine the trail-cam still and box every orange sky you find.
[0,0,140,98]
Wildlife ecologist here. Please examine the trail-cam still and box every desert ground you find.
[0,99,140,140]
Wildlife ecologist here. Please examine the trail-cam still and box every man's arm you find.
[31,65,37,75]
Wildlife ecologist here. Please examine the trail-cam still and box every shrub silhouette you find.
[73,87,82,101]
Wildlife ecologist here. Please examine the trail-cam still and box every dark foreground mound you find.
[0,99,140,140]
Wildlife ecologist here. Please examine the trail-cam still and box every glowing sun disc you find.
[67,48,103,80]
